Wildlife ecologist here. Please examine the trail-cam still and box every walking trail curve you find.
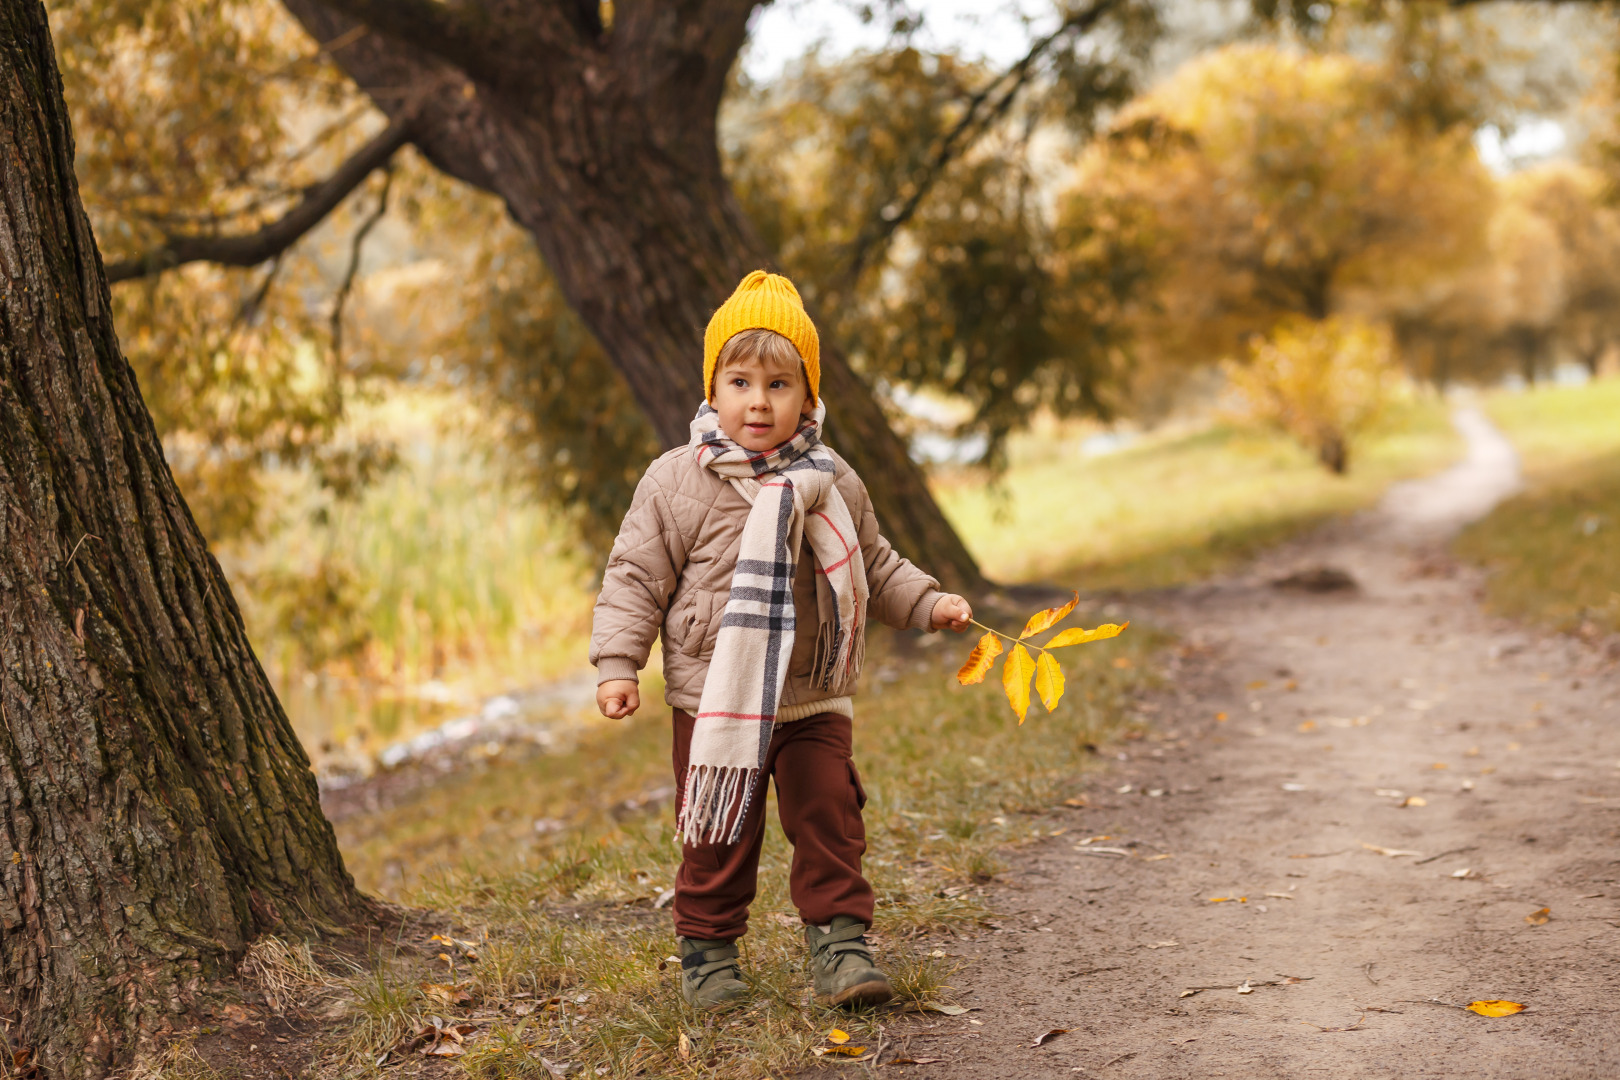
[896,409,1620,1079]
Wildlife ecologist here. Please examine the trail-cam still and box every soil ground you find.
[891,410,1620,1079]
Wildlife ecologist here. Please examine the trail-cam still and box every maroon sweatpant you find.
[671,708,874,941]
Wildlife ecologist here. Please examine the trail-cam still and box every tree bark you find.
[0,5,360,1073]
[282,0,987,593]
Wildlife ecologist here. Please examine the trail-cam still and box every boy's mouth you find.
[744,422,773,434]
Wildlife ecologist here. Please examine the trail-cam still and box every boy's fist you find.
[930,594,973,632]
[597,679,640,719]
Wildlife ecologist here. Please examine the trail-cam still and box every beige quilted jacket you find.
[590,445,943,716]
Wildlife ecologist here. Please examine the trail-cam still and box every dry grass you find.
[314,619,1157,1078]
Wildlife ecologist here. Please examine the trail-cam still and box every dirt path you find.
[901,409,1620,1078]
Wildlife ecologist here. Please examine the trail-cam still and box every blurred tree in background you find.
[1222,316,1401,473]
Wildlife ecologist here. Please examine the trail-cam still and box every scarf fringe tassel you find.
[810,603,865,694]
[678,763,760,846]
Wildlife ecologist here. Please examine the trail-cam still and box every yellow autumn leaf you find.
[1002,644,1036,723]
[1467,1000,1525,1017]
[956,631,1003,685]
[1046,621,1130,648]
[1524,907,1550,926]
[1019,591,1079,639]
[1035,652,1065,712]
[826,1029,850,1045]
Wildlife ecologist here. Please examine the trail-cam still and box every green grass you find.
[1454,377,1620,634]
[935,397,1461,589]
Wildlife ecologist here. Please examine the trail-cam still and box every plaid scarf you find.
[678,401,869,844]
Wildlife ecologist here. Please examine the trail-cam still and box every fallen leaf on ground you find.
[1263,892,1294,900]
[1208,896,1247,903]
[1144,941,1179,949]
[826,1029,850,1045]
[1144,853,1172,861]
[1281,783,1307,791]
[1062,795,1089,808]
[1361,843,1422,857]
[678,1032,692,1061]
[916,1002,969,1015]
[1297,720,1317,732]
[1077,835,1111,844]
[540,1059,570,1080]
[1451,868,1474,879]
[426,1044,465,1058]
[1075,846,1131,857]
[421,983,473,1007]
[1216,712,1228,722]
[887,1058,947,1066]
[1031,1029,1069,1047]
[1237,981,1254,994]
[1431,762,1449,770]
[956,631,1003,685]
[1247,680,1268,690]
[813,1046,868,1058]
[222,1004,249,1024]
[1468,1000,1526,1017]
[1021,592,1079,638]
[1524,907,1551,926]
[1400,796,1428,808]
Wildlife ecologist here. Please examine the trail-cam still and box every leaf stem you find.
[968,618,1050,655]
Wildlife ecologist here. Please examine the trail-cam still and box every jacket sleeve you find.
[848,473,944,632]
[589,460,688,684]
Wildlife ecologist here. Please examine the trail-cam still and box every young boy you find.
[591,270,972,1010]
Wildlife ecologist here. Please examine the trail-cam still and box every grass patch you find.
[1456,378,1620,634]
[327,620,1157,1077]
[935,398,1461,588]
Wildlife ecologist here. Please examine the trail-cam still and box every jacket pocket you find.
[671,592,714,659]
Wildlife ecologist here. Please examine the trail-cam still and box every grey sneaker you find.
[805,916,894,1008]
[678,937,750,1009]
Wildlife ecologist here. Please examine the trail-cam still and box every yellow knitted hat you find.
[704,270,821,404]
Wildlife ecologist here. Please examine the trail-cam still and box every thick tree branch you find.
[104,118,411,283]
[840,0,1122,288]
[302,0,501,78]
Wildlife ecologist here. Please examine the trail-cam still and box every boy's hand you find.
[931,594,973,632]
[597,680,640,719]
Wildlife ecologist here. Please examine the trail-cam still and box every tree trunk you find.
[281,0,987,594]
[0,6,360,1073]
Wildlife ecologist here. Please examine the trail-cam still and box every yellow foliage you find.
[1020,592,1079,639]
[1034,653,1065,713]
[1221,316,1401,474]
[956,599,1129,722]
[1070,42,1494,367]
[1047,622,1129,648]
[1001,644,1036,724]
[955,631,1003,685]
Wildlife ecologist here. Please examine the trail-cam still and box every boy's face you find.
[712,351,813,452]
